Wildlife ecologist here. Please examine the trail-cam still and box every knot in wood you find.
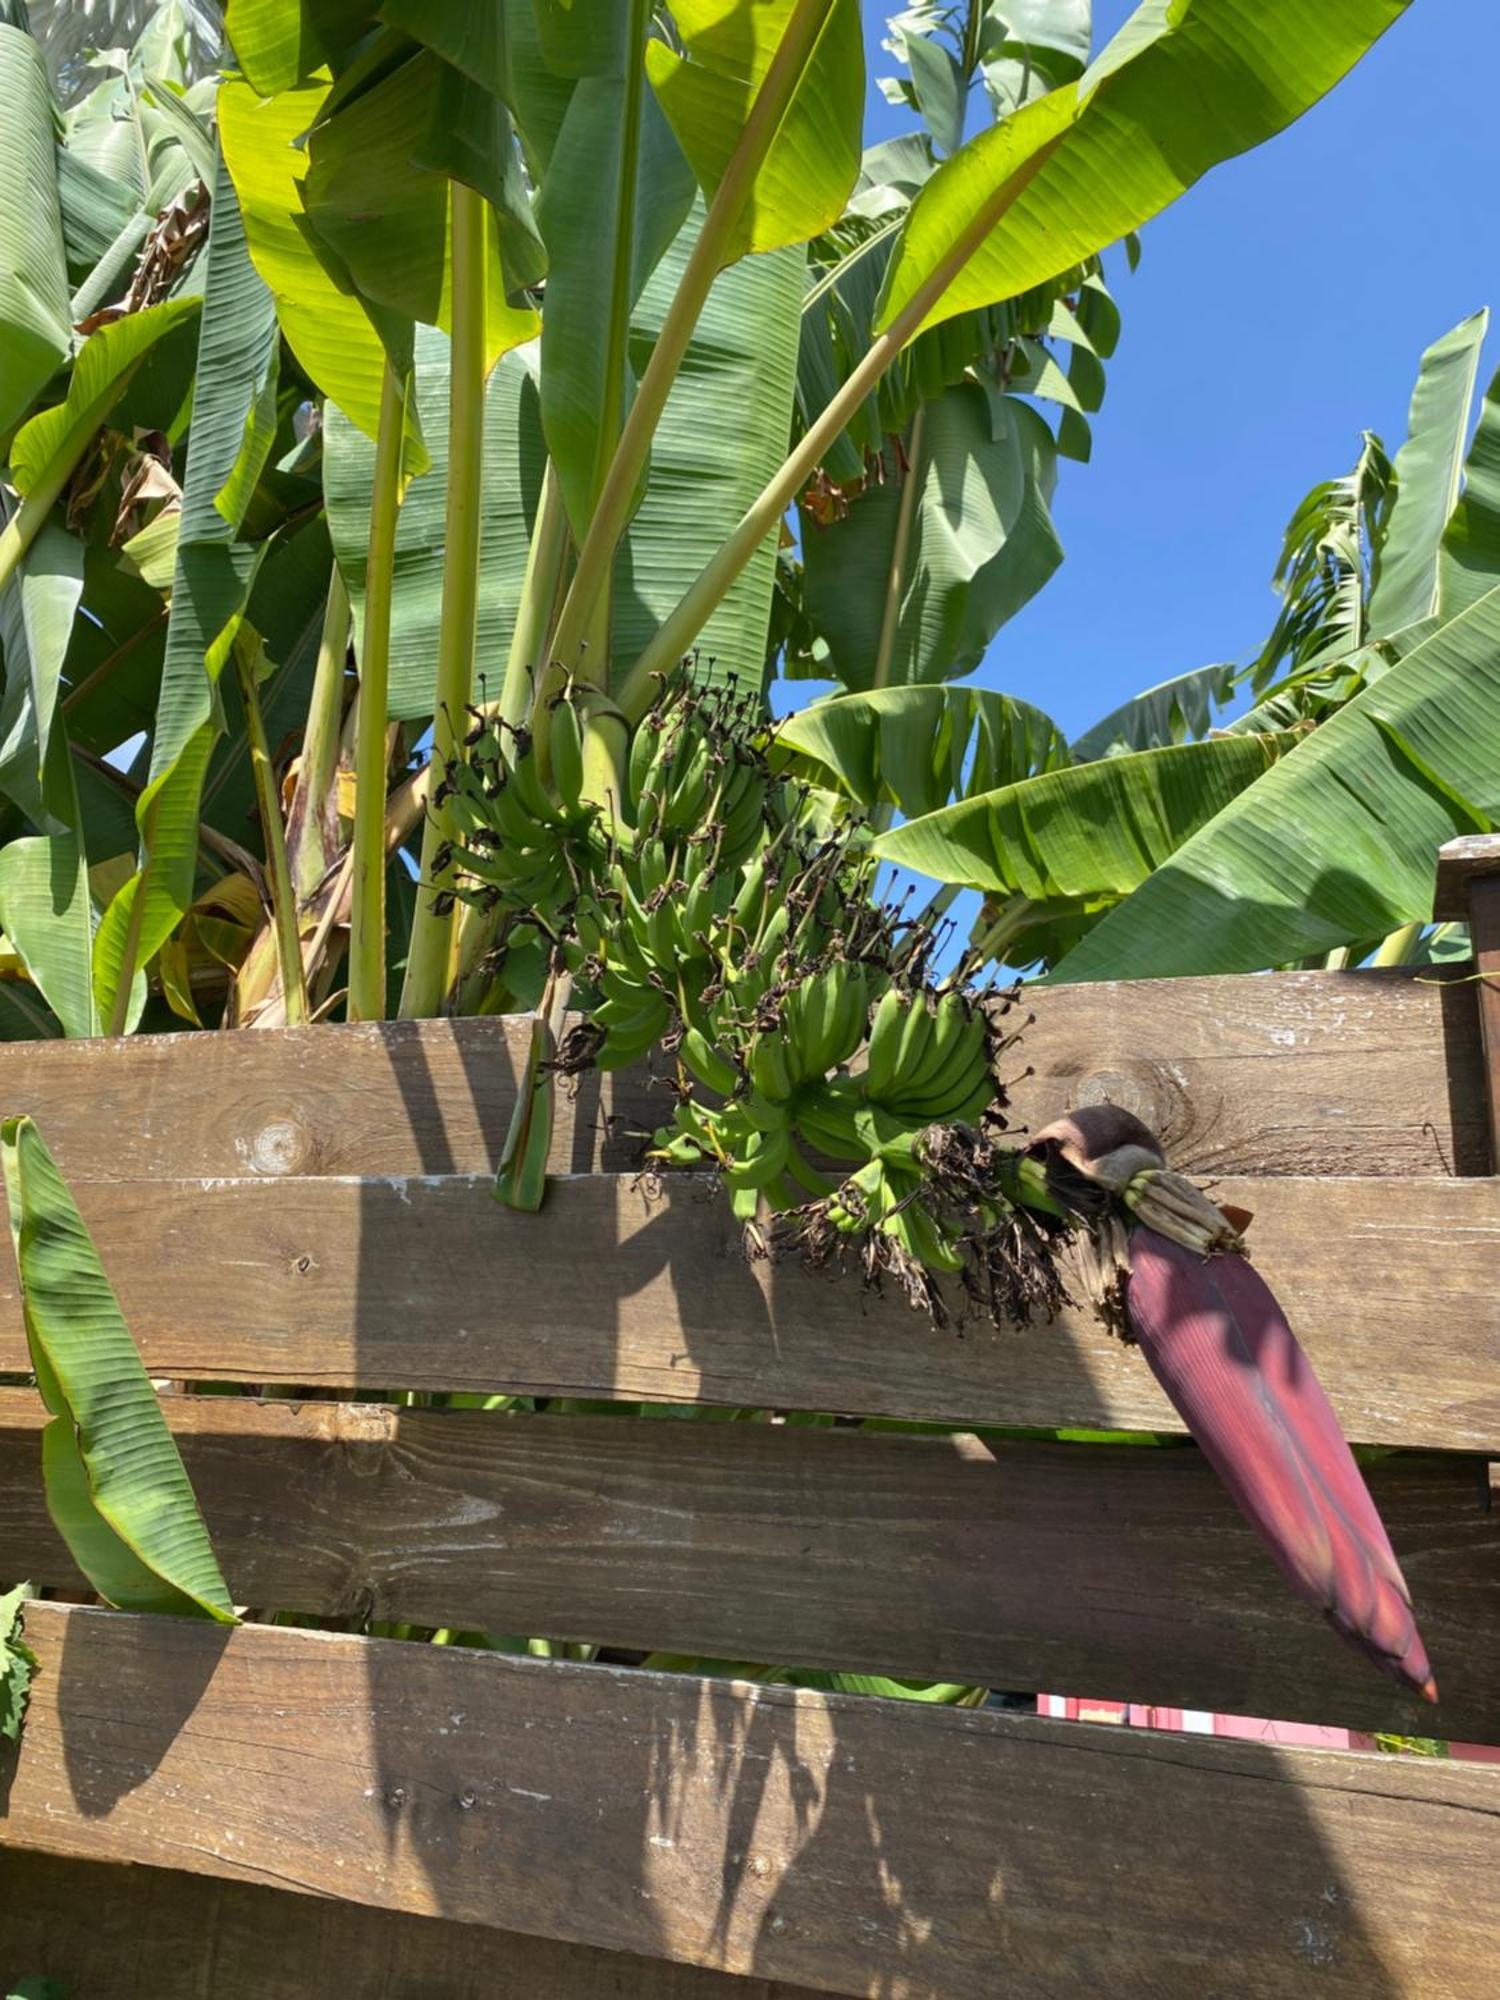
[245,1117,310,1175]
[1073,1064,1184,1148]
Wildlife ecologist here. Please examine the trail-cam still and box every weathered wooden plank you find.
[1017,965,1485,1176]
[2,1394,1493,1740]
[0,967,1482,1184]
[0,1173,1493,1449]
[0,1851,827,1999]
[0,1015,665,1182]
[4,1605,1499,1998]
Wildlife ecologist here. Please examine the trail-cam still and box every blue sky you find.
[861,0,1494,741]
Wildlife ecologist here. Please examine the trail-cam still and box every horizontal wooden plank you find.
[0,1172,1494,1449]
[5,1605,1499,1997]
[2,1394,1493,1740]
[0,1851,825,2000]
[0,966,1482,1185]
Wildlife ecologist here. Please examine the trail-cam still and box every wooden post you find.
[1435,833,1500,1169]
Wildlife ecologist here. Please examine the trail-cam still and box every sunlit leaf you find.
[0,1115,236,1622]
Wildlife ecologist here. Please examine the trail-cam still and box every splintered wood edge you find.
[1434,834,1500,921]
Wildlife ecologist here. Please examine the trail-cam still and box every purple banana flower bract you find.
[1126,1226,1437,1704]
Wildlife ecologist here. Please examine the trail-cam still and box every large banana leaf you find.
[611,211,806,694]
[0,740,96,1039]
[778,684,1070,819]
[325,330,548,721]
[1050,583,1500,981]
[0,521,83,830]
[1440,363,1500,620]
[796,382,1061,690]
[875,0,1409,344]
[645,0,864,264]
[0,1580,36,1744]
[298,36,539,360]
[219,75,421,467]
[1366,310,1488,637]
[0,521,96,1038]
[93,158,278,1036]
[1070,663,1235,761]
[874,733,1293,916]
[0,22,71,438]
[222,0,373,94]
[535,11,695,537]
[0,1114,236,1621]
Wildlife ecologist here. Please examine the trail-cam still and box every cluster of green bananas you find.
[443,672,1039,1296]
[440,695,606,920]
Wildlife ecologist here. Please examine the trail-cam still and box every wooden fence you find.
[1,845,1498,1996]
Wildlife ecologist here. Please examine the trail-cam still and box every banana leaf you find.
[219,75,425,471]
[0,1580,36,1743]
[1367,310,1488,637]
[92,156,278,1036]
[779,684,1069,819]
[874,733,1295,940]
[645,0,864,264]
[1050,583,1500,980]
[1440,363,1500,620]
[535,10,695,536]
[796,381,1061,690]
[0,22,71,437]
[611,209,807,695]
[875,0,1409,344]
[1070,663,1236,760]
[0,1115,236,1622]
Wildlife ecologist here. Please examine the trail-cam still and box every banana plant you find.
[0,0,1414,1126]
[856,305,1500,980]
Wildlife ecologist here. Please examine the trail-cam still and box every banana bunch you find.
[441,695,606,919]
[443,671,1060,1305]
[862,987,993,1126]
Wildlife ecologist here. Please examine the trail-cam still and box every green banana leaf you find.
[0,1117,236,1621]
[298,34,540,359]
[58,545,170,757]
[0,744,97,1040]
[219,74,424,471]
[0,1580,36,1744]
[645,0,865,264]
[611,209,806,695]
[874,732,1294,940]
[0,521,83,831]
[1367,310,1488,638]
[222,0,374,94]
[778,684,1069,820]
[1050,583,1500,981]
[796,381,1061,690]
[535,13,695,536]
[1440,364,1500,620]
[875,0,1409,344]
[7,297,201,536]
[0,22,71,438]
[56,145,142,289]
[0,520,97,1038]
[325,329,548,721]
[92,157,278,1036]
[1070,663,1236,760]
